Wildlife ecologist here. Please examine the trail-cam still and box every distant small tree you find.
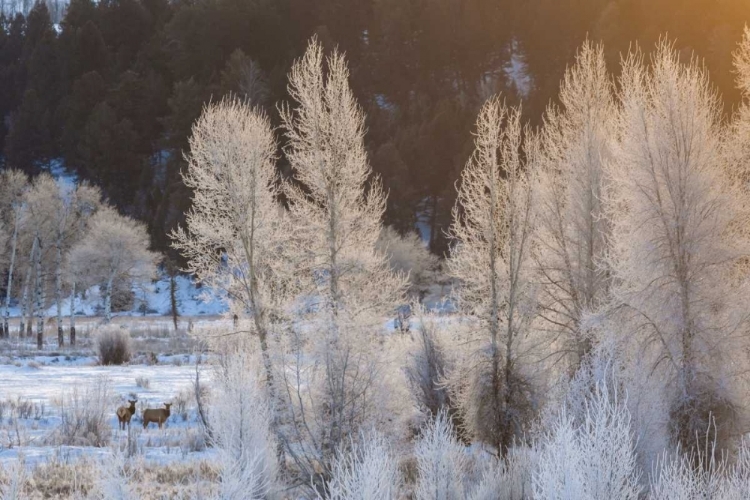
[68,207,158,322]
[0,170,28,339]
[22,174,59,348]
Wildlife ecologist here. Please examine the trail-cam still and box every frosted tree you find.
[49,183,101,347]
[211,350,277,500]
[607,41,750,453]
[279,37,407,485]
[68,208,158,322]
[20,176,101,347]
[61,184,101,345]
[533,41,615,370]
[446,96,538,454]
[172,96,291,392]
[0,169,27,339]
[21,174,59,348]
[375,226,438,296]
[725,26,750,218]
[321,431,401,500]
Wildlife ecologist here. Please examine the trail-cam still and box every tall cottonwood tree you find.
[279,38,407,488]
[172,96,291,400]
[534,42,615,371]
[447,96,538,455]
[607,41,750,452]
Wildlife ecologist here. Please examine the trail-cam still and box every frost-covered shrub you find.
[322,431,402,500]
[135,376,150,389]
[96,328,132,365]
[649,449,724,500]
[467,445,537,500]
[718,438,750,499]
[0,456,27,500]
[376,226,437,292]
[92,449,137,500]
[414,411,470,500]
[535,382,640,500]
[405,315,458,424]
[211,350,276,500]
[52,376,113,447]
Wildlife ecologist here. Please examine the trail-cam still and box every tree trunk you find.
[19,239,36,338]
[170,272,178,330]
[104,274,114,323]
[55,240,64,348]
[34,237,43,350]
[428,194,438,252]
[2,211,19,339]
[69,281,76,346]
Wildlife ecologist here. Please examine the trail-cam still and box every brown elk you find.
[142,402,172,429]
[116,399,137,430]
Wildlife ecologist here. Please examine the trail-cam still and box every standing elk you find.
[143,402,172,429]
[116,399,137,430]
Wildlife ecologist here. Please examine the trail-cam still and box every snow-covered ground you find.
[0,351,215,468]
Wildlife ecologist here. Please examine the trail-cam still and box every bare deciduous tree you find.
[447,96,538,455]
[533,41,615,370]
[172,96,291,391]
[607,41,750,454]
[0,170,27,339]
[68,208,158,322]
[279,37,407,489]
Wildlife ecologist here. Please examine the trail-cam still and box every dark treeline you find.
[0,0,747,257]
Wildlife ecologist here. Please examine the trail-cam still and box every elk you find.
[143,402,172,429]
[116,399,137,430]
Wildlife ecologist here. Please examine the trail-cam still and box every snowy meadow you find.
[6,28,750,500]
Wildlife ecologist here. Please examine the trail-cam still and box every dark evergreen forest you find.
[0,0,747,257]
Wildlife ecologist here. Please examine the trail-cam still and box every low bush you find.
[50,376,113,447]
[96,328,132,365]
